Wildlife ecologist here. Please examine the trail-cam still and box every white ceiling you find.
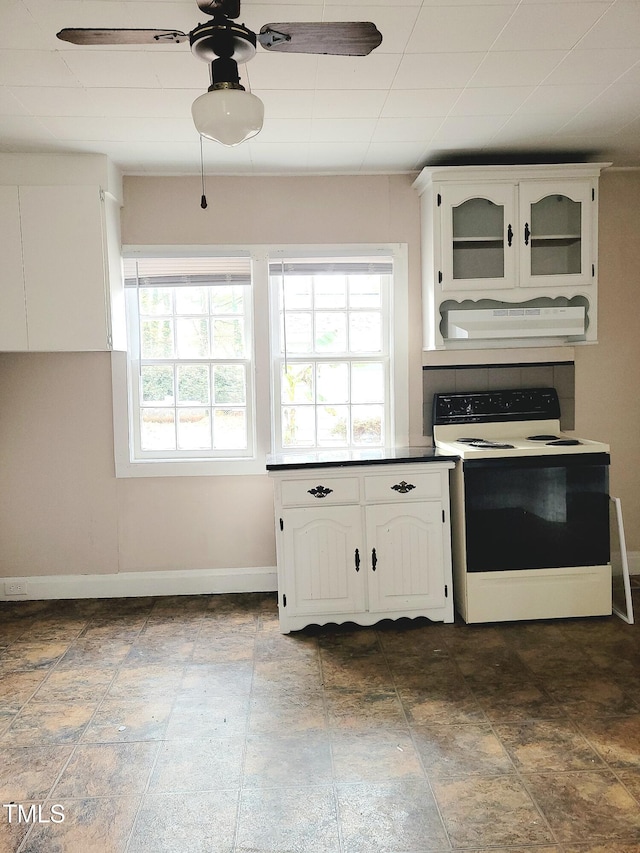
[2,0,640,175]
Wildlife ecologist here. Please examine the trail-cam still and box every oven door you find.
[463,453,610,572]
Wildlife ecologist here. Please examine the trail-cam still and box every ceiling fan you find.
[57,0,383,146]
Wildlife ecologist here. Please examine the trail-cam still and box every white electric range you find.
[433,388,612,623]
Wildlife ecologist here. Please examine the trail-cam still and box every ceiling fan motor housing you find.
[189,20,256,63]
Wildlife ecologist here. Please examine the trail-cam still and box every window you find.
[269,256,395,452]
[123,254,254,460]
[115,244,407,476]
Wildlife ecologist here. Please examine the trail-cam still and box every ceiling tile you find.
[450,86,535,116]
[544,48,640,86]
[381,88,461,118]
[469,50,566,87]
[406,5,515,53]
[0,50,79,87]
[312,89,387,119]
[371,116,442,143]
[492,3,611,51]
[394,53,485,89]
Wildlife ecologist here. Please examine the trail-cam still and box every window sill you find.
[114,455,267,478]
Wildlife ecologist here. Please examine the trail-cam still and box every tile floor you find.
[0,589,639,853]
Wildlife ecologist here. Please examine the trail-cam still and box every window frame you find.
[112,243,408,477]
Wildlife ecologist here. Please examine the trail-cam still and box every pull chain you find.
[200,134,208,209]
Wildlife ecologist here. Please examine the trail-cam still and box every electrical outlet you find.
[4,581,28,596]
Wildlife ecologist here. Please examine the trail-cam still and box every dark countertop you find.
[266,446,459,471]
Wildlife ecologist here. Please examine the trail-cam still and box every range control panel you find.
[433,387,561,425]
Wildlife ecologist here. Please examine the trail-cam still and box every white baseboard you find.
[0,567,277,602]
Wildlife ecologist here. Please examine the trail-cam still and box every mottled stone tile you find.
[253,631,318,661]
[81,696,173,743]
[563,844,640,853]
[190,632,255,663]
[413,722,514,778]
[577,716,640,767]
[0,671,46,714]
[331,729,424,783]
[324,688,406,731]
[432,775,553,848]
[620,770,640,804]
[249,689,326,734]
[52,742,158,798]
[523,770,640,842]
[547,681,640,718]
[0,701,96,746]
[243,731,332,788]
[0,745,74,801]
[0,810,31,853]
[123,637,195,666]
[494,719,605,772]
[20,796,140,853]
[398,684,486,725]
[107,663,185,699]
[0,642,70,674]
[236,786,337,853]
[336,780,448,853]
[252,658,322,694]
[149,737,245,792]
[165,695,250,739]
[30,667,114,704]
[55,637,133,670]
[470,681,566,723]
[179,663,253,697]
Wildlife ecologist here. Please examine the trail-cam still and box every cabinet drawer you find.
[280,476,360,507]
[364,470,442,502]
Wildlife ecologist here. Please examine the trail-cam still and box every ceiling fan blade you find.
[56,28,189,46]
[258,22,382,56]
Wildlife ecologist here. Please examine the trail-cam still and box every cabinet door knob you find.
[391,481,415,494]
[307,485,333,498]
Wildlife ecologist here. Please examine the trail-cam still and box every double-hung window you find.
[123,254,254,461]
[269,254,398,452]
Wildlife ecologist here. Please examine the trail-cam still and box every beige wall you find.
[0,169,638,584]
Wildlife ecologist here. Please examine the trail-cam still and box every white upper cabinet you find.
[414,163,609,350]
[0,154,125,353]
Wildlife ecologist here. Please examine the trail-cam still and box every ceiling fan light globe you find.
[191,89,264,146]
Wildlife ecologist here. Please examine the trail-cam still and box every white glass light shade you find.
[191,88,264,146]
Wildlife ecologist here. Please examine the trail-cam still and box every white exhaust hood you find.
[446,306,586,340]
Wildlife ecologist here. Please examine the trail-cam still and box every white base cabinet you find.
[269,461,455,633]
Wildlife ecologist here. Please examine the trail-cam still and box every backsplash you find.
[423,361,575,437]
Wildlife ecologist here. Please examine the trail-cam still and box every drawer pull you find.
[391,481,415,494]
[307,485,333,499]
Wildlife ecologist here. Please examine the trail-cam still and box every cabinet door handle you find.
[371,548,377,571]
[507,223,513,247]
[355,548,361,572]
[524,222,531,246]
[307,485,333,499]
[391,481,415,494]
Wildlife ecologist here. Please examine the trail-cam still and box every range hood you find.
[446,306,586,340]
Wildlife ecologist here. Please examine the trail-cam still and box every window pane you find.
[141,319,174,359]
[315,312,347,352]
[141,408,176,450]
[175,286,208,315]
[211,286,244,314]
[142,365,174,405]
[213,365,246,404]
[178,409,212,450]
[349,277,381,308]
[283,313,313,353]
[213,409,247,449]
[281,277,312,310]
[282,406,315,447]
[212,318,245,358]
[281,363,313,404]
[352,405,383,445]
[140,287,172,315]
[177,365,210,405]
[315,276,346,309]
[349,312,381,352]
[351,363,384,403]
[176,318,209,358]
[318,406,349,446]
[316,363,349,403]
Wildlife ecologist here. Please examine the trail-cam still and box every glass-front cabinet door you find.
[518,181,594,288]
[440,183,517,291]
